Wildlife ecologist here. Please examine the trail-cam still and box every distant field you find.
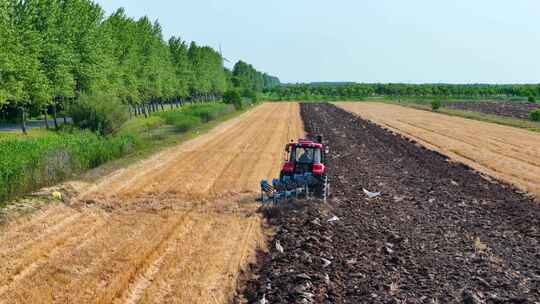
[384,99,540,131]
[444,101,539,120]
[336,102,540,197]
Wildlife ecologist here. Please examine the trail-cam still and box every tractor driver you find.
[298,148,313,163]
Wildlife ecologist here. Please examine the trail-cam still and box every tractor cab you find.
[281,137,326,178]
[260,135,330,204]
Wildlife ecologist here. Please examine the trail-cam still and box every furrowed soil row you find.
[242,103,539,303]
[336,102,540,198]
[445,101,540,120]
[0,103,304,304]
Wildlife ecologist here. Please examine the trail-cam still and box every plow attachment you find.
[260,173,328,204]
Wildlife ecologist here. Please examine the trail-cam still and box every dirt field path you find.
[0,102,304,304]
[336,102,540,198]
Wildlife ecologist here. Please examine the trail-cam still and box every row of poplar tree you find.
[271,83,540,99]
[0,0,280,128]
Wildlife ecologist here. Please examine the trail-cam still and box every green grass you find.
[0,102,246,205]
[119,103,234,136]
[77,103,255,186]
[118,115,166,135]
[0,128,52,141]
[120,103,248,157]
[155,103,233,126]
[0,131,135,204]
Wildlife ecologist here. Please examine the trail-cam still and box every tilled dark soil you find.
[445,101,539,120]
[240,103,540,304]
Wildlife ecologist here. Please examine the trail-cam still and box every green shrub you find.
[0,131,135,202]
[530,109,540,121]
[69,93,129,135]
[528,96,536,103]
[223,90,244,110]
[223,90,241,104]
[119,116,166,134]
[431,99,441,111]
[155,103,234,132]
[243,89,259,104]
[187,104,230,122]
[172,115,201,132]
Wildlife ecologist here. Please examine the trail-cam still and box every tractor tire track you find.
[120,209,198,304]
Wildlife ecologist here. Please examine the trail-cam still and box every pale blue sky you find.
[95,0,540,84]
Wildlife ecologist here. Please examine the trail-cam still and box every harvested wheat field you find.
[336,102,540,198]
[0,102,304,304]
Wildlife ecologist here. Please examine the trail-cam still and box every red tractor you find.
[260,136,329,204]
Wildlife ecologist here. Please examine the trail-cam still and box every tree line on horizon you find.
[0,0,280,129]
[270,83,540,99]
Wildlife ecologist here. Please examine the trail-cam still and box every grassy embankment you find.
[0,103,245,205]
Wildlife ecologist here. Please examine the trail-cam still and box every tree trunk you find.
[52,103,59,129]
[43,109,49,130]
[143,105,149,118]
[60,96,67,125]
[20,108,27,135]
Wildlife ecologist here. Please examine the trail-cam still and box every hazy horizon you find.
[95,0,540,84]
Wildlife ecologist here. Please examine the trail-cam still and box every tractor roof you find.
[289,139,323,149]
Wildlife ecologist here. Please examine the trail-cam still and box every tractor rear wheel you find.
[314,174,329,200]
[322,174,329,201]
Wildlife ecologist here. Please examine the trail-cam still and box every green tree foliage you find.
[223,89,243,110]
[529,96,536,103]
[0,0,21,108]
[232,60,280,93]
[0,0,278,133]
[270,83,540,100]
[69,92,129,135]
[245,89,259,103]
[530,109,540,122]
[431,99,441,110]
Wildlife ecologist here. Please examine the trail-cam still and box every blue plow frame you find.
[260,173,319,204]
